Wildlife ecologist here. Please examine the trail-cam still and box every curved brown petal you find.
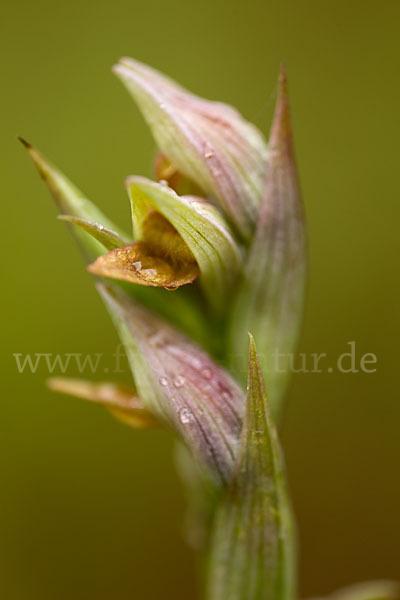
[88,211,200,290]
[47,377,159,428]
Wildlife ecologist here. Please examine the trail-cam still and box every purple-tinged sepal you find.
[98,282,245,484]
[113,58,268,239]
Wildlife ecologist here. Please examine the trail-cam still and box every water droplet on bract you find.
[252,429,264,444]
[201,367,212,380]
[159,179,168,187]
[191,357,203,370]
[132,260,142,271]
[204,142,214,160]
[98,224,104,230]
[174,375,185,388]
[159,377,168,386]
[179,407,194,424]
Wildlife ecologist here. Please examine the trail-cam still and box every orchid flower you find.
[21,59,394,600]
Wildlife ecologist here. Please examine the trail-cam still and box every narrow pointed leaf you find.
[228,66,307,421]
[126,176,242,310]
[207,335,296,600]
[58,215,130,251]
[20,139,129,259]
[47,377,159,428]
[113,57,268,238]
[98,282,245,483]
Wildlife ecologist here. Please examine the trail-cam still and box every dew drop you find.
[204,142,214,160]
[252,429,264,444]
[159,377,168,386]
[201,367,212,380]
[132,260,142,271]
[173,375,185,388]
[191,357,203,369]
[179,407,194,424]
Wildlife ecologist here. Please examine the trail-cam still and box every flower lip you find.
[87,208,200,289]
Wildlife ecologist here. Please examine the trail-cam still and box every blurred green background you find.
[1,0,399,598]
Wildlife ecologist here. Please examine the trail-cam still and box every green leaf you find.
[19,138,129,259]
[98,282,245,484]
[207,335,296,600]
[58,215,130,251]
[126,176,242,311]
[113,57,268,239]
[227,65,307,422]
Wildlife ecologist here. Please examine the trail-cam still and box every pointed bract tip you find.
[17,138,49,179]
[277,61,289,103]
[247,332,257,354]
[18,136,32,149]
[269,61,292,154]
[247,333,261,385]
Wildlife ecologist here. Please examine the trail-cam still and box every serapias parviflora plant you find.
[21,58,398,600]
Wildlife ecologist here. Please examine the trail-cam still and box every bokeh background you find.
[1,1,399,598]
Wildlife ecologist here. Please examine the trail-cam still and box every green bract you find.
[228,67,307,421]
[207,336,296,600]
